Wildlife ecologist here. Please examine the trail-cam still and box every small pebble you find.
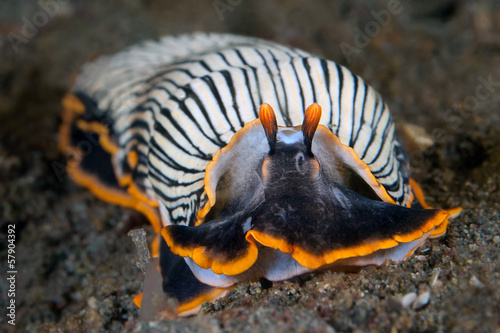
[401,123,434,151]
[430,268,440,288]
[87,296,98,310]
[415,255,427,262]
[412,291,430,310]
[318,283,330,293]
[469,275,485,288]
[248,282,262,295]
[401,292,417,308]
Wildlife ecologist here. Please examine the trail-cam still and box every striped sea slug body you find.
[59,33,461,317]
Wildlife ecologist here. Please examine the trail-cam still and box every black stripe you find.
[216,51,248,127]
[381,177,401,192]
[199,75,237,133]
[181,85,229,146]
[319,59,333,125]
[254,49,283,112]
[290,59,306,116]
[269,49,291,126]
[371,96,386,135]
[151,80,222,146]
[360,98,383,160]
[152,186,203,225]
[352,82,368,146]
[145,65,204,85]
[233,49,259,117]
[148,160,204,189]
[153,82,226,147]
[198,60,212,72]
[348,73,359,147]
[365,113,394,164]
[198,58,243,129]
[373,159,395,178]
[150,124,210,173]
[370,130,396,175]
[133,168,149,179]
[148,97,215,159]
[121,117,152,135]
[335,63,344,135]
[371,146,395,176]
[302,58,317,104]
[235,49,262,115]
[369,94,379,129]
[374,122,395,160]
[220,69,245,128]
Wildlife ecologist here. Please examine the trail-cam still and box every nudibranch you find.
[59,33,461,317]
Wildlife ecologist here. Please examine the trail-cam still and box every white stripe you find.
[337,68,355,146]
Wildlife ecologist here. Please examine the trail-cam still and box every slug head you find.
[199,103,387,226]
[259,103,322,198]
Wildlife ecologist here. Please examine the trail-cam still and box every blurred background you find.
[0,1,499,332]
